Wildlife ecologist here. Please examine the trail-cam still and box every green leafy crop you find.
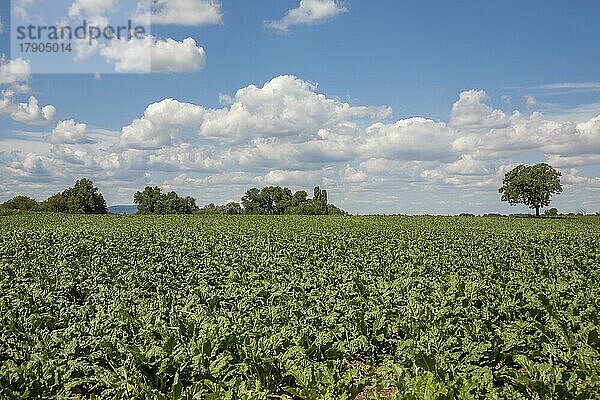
[0,214,599,399]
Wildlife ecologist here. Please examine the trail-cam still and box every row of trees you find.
[0,163,567,217]
[133,185,347,215]
[131,163,564,217]
[197,202,243,215]
[1,179,346,216]
[0,179,108,214]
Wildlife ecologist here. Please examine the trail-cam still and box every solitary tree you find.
[62,178,108,214]
[499,163,562,217]
[39,179,108,214]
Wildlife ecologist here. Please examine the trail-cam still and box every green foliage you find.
[313,186,328,213]
[197,202,243,215]
[39,178,108,214]
[544,208,559,217]
[133,186,163,214]
[40,193,68,213]
[240,187,263,214]
[242,186,345,215]
[326,204,347,216]
[1,215,599,399]
[134,187,198,215]
[241,186,293,215]
[499,164,563,217]
[0,196,38,211]
[285,201,323,215]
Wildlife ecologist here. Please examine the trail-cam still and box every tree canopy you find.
[0,196,38,211]
[197,202,243,215]
[38,178,108,214]
[3,183,346,216]
[241,186,345,215]
[499,163,562,217]
[134,187,198,215]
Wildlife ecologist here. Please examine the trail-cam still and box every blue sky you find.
[1,0,600,214]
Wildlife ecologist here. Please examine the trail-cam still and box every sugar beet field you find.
[1,214,599,399]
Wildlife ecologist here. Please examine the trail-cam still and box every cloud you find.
[121,75,390,147]
[199,75,390,142]
[546,154,600,169]
[2,76,600,213]
[100,36,206,73]
[544,102,600,123]
[0,57,46,126]
[68,0,115,18]
[0,15,4,33]
[218,93,234,106]
[539,82,600,91]
[0,57,32,85]
[363,118,456,161]
[341,166,368,183]
[258,169,326,186]
[120,98,206,149]
[48,120,91,144]
[449,90,510,131]
[524,95,537,109]
[11,96,56,125]
[266,0,347,32]
[133,0,223,26]
[232,134,357,171]
[0,90,15,114]
[12,0,35,20]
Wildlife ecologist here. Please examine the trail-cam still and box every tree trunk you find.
[535,206,540,218]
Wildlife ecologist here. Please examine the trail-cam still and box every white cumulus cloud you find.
[120,99,206,149]
[100,36,206,73]
[363,118,456,162]
[3,76,600,214]
[0,57,32,85]
[68,0,115,18]
[133,0,223,26]
[121,75,390,147]
[266,0,347,32]
[49,120,90,144]
[199,75,390,142]
[449,90,510,131]
[11,96,56,126]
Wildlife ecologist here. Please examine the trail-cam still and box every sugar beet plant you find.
[0,214,599,399]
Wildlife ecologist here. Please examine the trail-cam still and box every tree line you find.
[1,179,347,215]
[134,185,347,215]
[0,163,575,217]
[0,178,108,214]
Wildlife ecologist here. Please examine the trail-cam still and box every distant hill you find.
[108,205,138,215]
